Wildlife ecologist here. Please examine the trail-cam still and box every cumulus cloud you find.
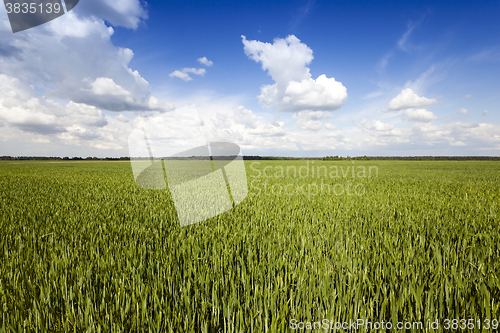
[296,119,323,131]
[482,110,489,116]
[0,6,173,113]
[90,77,131,96]
[282,75,347,111]
[388,88,438,111]
[359,119,398,133]
[217,107,285,137]
[0,74,64,134]
[351,118,500,151]
[294,111,332,120]
[74,0,148,30]
[65,101,108,127]
[290,116,499,152]
[404,108,439,122]
[457,108,468,115]
[198,105,294,151]
[197,57,213,67]
[0,74,107,135]
[78,76,172,112]
[233,106,258,128]
[242,35,312,84]
[0,73,171,153]
[247,121,286,137]
[203,102,500,153]
[115,114,130,123]
[293,111,333,131]
[169,67,207,81]
[242,35,347,112]
[409,121,500,148]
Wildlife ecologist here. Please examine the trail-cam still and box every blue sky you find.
[0,0,499,157]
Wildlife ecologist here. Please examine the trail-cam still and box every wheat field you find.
[0,160,499,332]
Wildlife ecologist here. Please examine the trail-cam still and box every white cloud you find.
[0,6,173,113]
[360,119,396,132]
[0,73,155,153]
[74,0,148,30]
[169,70,192,82]
[388,88,438,111]
[183,68,206,75]
[54,114,134,150]
[233,106,258,128]
[65,101,107,127]
[351,118,500,151]
[199,104,294,151]
[49,11,115,39]
[293,111,333,131]
[79,76,172,112]
[0,74,109,136]
[296,119,323,131]
[90,77,131,96]
[242,35,312,84]
[409,121,500,149]
[482,110,489,116]
[115,114,130,123]
[282,75,347,111]
[294,111,332,120]
[457,108,468,115]
[197,57,213,67]
[32,138,50,144]
[404,108,439,122]
[465,94,473,98]
[247,121,286,137]
[0,74,64,134]
[166,94,294,150]
[242,35,347,112]
[169,67,207,81]
[2,77,500,156]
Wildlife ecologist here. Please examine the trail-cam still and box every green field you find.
[1,160,499,332]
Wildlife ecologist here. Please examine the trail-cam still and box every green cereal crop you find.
[0,160,499,332]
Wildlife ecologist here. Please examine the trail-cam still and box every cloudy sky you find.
[0,0,499,157]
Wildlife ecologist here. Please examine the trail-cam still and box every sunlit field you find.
[1,160,499,332]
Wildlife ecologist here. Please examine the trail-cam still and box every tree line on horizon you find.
[1,155,500,161]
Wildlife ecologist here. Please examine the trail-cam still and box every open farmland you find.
[0,160,499,332]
